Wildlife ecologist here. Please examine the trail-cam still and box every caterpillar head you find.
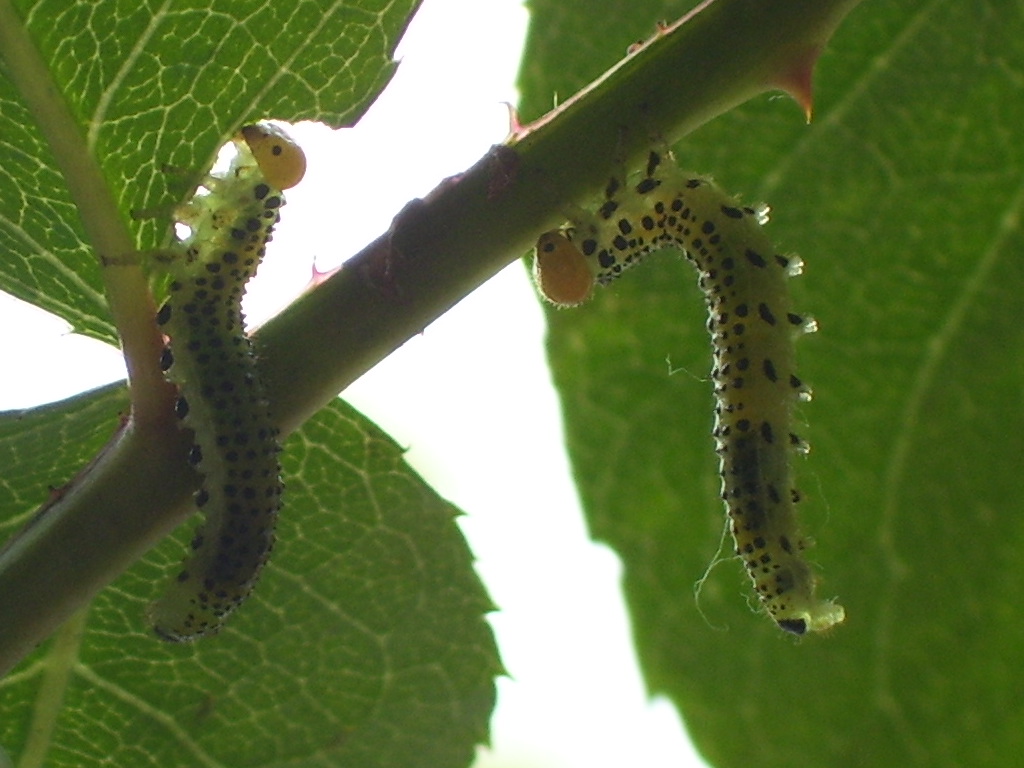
[240,122,307,190]
[533,230,595,307]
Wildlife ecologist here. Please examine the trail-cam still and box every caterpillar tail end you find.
[148,586,221,643]
[775,599,846,636]
[149,597,233,643]
[152,622,196,644]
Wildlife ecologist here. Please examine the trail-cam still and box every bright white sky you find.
[0,1,710,766]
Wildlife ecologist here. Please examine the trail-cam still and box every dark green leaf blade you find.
[524,1,1024,766]
[0,381,129,532]
[0,397,499,767]
[0,0,420,343]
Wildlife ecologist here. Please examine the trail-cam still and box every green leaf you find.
[523,1,1024,767]
[0,382,130,539]
[0,395,499,767]
[0,0,416,343]
[0,3,501,764]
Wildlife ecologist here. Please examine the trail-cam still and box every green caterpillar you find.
[534,150,844,635]
[149,123,306,641]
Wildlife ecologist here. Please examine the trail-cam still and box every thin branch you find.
[0,0,172,424]
[0,0,863,676]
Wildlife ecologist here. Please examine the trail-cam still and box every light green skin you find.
[148,136,288,641]
[552,151,844,634]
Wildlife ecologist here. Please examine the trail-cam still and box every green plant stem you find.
[259,0,861,429]
[0,0,862,676]
[16,610,88,768]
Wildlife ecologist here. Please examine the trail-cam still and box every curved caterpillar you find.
[149,122,306,641]
[534,151,844,635]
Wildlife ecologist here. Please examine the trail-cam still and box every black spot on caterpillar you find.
[149,122,306,641]
[533,151,844,635]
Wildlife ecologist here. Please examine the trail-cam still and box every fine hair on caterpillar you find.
[533,150,844,635]
[148,122,306,641]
